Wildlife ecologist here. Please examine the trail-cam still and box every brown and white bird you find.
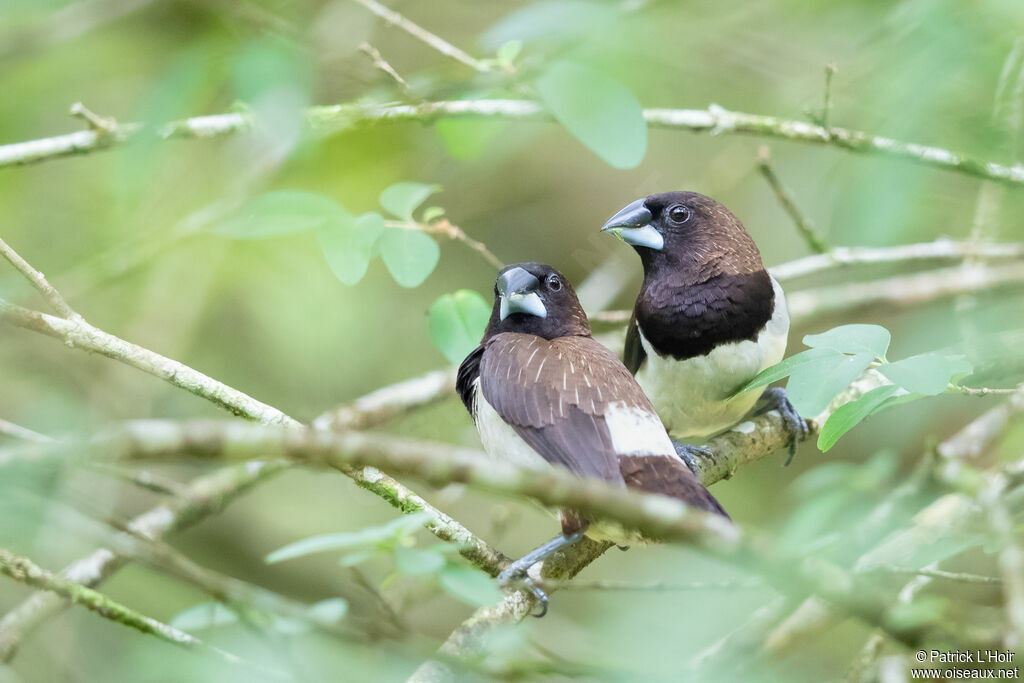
[457,262,728,611]
[601,192,808,465]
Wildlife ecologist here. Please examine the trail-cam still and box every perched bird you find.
[457,262,728,612]
[601,191,808,464]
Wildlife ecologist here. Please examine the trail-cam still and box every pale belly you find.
[635,277,790,439]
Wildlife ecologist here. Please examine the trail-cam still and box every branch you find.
[762,385,1024,655]
[0,548,267,673]
[0,461,283,662]
[756,146,831,254]
[385,218,504,270]
[0,299,295,424]
[769,239,1024,281]
[590,249,1024,332]
[785,261,1024,321]
[4,100,1024,190]
[0,418,52,443]
[0,235,504,574]
[0,237,79,319]
[8,417,970,653]
[0,362,480,662]
[2,425,739,550]
[349,0,492,73]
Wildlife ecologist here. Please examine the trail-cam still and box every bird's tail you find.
[618,455,730,520]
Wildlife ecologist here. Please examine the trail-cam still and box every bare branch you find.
[770,239,1024,281]
[756,146,831,254]
[0,461,283,662]
[358,42,415,97]
[385,218,504,270]
[0,548,269,673]
[785,261,1024,321]
[0,418,52,443]
[349,0,492,73]
[0,237,79,319]
[5,100,1024,191]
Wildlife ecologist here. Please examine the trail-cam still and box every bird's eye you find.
[668,205,691,224]
[547,275,562,291]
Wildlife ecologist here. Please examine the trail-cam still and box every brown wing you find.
[623,311,646,374]
[478,333,655,485]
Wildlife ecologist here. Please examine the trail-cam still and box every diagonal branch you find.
[0,548,273,674]
[0,236,79,319]
[349,0,492,73]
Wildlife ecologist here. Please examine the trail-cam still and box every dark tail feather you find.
[618,455,730,520]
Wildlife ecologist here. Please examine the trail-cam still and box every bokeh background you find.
[2,1,1024,681]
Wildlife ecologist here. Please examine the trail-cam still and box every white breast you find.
[634,276,790,439]
[471,379,552,472]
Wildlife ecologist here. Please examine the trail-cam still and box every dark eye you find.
[668,205,691,224]
[547,275,562,291]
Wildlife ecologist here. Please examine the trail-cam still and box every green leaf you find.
[496,40,523,64]
[215,191,344,239]
[316,211,385,285]
[817,385,901,451]
[786,351,875,416]
[266,512,433,563]
[394,546,447,575]
[380,229,440,287]
[338,548,378,567]
[379,182,441,220]
[803,324,891,358]
[439,567,504,607]
[170,603,238,631]
[733,347,844,395]
[428,290,491,363]
[534,61,647,169]
[878,353,952,395]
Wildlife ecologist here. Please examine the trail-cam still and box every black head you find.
[482,263,591,341]
[601,191,765,283]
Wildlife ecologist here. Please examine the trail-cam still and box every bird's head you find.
[484,263,591,340]
[601,191,764,280]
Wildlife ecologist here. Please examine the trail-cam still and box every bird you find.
[601,191,809,466]
[457,262,728,614]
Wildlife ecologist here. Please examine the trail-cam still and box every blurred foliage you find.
[2,0,1024,681]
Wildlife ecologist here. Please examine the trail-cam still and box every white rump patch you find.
[731,421,756,434]
[603,401,675,457]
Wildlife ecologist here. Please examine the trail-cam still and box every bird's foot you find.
[496,532,583,618]
[673,442,714,476]
[754,387,809,465]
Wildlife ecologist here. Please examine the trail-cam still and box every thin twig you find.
[859,565,1003,586]
[0,418,53,443]
[0,549,269,673]
[385,219,504,270]
[953,383,1023,397]
[756,146,831,254]
[358,42,415,97]
[0,236,79,319]
[821,63,837,130]
[349,0,491,73]
[6,100,1024,191]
